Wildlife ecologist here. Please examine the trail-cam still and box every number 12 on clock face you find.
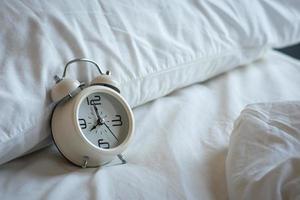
[86,95,101,106]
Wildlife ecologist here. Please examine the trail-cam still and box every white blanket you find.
[0,51,300,200]
[226,101,300,200]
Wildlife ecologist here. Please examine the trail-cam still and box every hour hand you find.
[90,124,97,131]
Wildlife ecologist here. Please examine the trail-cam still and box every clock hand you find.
[92,105,104,129]
[90,124,97,131]
[93,105,101,121]
[91,105,106,131]
[92,105,116,141]
[103,123,119,142]
[90,118,105,131]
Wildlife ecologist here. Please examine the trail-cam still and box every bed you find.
[1,1,300,199]
[0,50,300,199]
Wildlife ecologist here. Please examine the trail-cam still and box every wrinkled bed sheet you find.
[0,50,300,200]
[227,101,300,200]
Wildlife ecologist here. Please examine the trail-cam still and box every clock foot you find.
[117,154,127,165]
[81,156,89,168]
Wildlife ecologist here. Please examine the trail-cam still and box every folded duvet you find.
[226,102,300,200]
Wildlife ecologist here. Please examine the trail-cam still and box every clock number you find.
[112,115,122,126]
[78,118,87,129]
[86,95,101,105]
[98,139,110,149]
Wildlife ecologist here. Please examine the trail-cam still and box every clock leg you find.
[81,156,89,168]
[117,154,126,165]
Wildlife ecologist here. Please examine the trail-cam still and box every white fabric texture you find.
[1,0,300,165]
[0,50,300,200]
[226,102,300,200]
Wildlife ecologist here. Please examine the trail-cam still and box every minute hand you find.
[103,123,119,142]
[93,105,101,121]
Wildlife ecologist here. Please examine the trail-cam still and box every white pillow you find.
[226,102,300,200]
[1,0,300,165]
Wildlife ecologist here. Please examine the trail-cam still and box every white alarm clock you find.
[50,58,134,168]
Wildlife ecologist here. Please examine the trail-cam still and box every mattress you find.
[0,50,300,200]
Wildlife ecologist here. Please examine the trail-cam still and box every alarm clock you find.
[50,58,134,168]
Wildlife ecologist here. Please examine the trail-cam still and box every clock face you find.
[77,92,129,149]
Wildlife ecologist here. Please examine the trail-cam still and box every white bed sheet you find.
[1,50,300,200]
[226,101,300,200]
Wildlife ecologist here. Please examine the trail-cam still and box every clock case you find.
[50,59,134,168]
